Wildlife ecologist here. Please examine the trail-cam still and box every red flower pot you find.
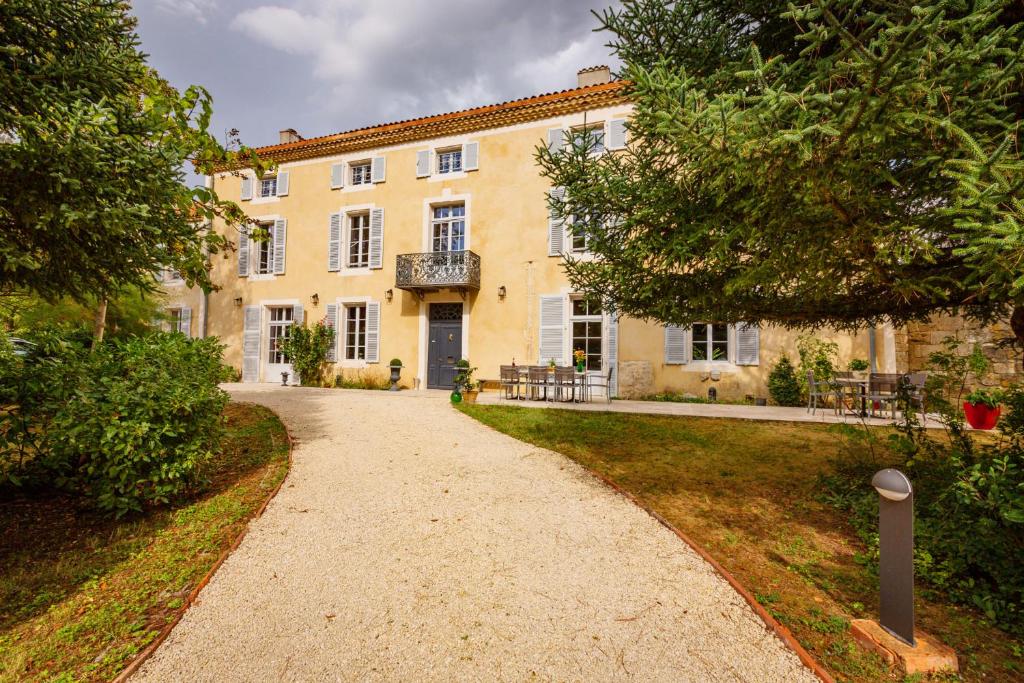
[963,402,1001,430]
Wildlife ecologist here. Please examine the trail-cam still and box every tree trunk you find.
[91,298,107,350]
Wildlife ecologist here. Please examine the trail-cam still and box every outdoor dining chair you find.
[553,366,577,402]
[806,372,842,415]
[585,367,614,404]
[499,365,521,400]
[867,373,903,419]
[526,366,550,401]
[903,372,928,423]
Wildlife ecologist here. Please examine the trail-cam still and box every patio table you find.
[833,376,869,417]
[515,368,589,402]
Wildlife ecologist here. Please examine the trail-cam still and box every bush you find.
[0,332,230,516]
[796,334,838,395]
[333,368,390,390]
[277,320,334,387]
[823,345,1024,635]
[768,355,802,406]
[389,358,402,367]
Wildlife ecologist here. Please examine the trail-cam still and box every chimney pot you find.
[577,65,612,88]
[279,128,302,144]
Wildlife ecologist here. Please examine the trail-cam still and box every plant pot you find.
[964,402,1001,430]
[450,390,462,404]
[851,370,869,380]
[575,363,585,373]
[389,364,401,391]
[462,389,478,404]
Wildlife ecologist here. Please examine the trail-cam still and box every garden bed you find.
[0,402,290,682]
[458,404,1024,682]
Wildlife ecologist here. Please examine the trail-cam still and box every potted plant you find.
[388,358,403,391]
[454,359,479,403]
[964,388,1003,430]
[848,358,870,379]
[573,349,586,373]
[548,357,557,372]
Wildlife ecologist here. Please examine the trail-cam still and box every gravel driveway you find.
[135,385,819,682]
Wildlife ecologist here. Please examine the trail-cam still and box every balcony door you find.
[427,303,463,389]
[431,205,465,252]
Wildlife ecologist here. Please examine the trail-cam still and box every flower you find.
[573,349,586,364]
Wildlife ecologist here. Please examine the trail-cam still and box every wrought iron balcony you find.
[395,250,481,295]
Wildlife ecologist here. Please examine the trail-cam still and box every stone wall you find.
[617,360,654,399]
[904,315,1022,387]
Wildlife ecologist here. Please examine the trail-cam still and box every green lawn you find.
[458,404,1024,683]
[0,402,290,683]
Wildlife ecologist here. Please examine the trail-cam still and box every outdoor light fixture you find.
[872,468,915,646]
[385,288,394,303]
[707,387,717,402]
[310,293,319,306]
[498,285,507,300]
[233,297,243,307]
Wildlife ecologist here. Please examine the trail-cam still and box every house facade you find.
[179,67,899,400]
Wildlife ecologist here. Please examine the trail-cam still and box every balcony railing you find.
[395,250,481,293]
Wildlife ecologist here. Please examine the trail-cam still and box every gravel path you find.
[135,385,819,682]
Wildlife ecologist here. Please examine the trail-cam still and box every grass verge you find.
[457,404,1024,682]
[0,402,290,683]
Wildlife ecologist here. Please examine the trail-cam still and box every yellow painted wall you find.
[195,103,869,399]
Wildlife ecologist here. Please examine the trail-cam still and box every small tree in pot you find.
[388,358,402,391]
[454,359,479,403]
[278,320,334,387]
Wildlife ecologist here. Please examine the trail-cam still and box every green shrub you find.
[454,359,477,390]
[0,332,230,516]
[389,358,402,367]
[847,358,869,372]
[768,355,802,406]
[796,334,838,395]
[333,368,390,390]
[277,320,334,387]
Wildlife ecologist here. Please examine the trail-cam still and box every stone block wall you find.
[904,315,1022,387]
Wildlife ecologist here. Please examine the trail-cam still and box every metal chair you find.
[868,373,903,419]
[553,366,577,402]
[585,367,614,404]
[806,372,840,415]
[526,366,550,401]
[499,365,521,400]
[903,372,928,423]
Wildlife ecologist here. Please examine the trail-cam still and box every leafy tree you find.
[1,289,163,340]
[540,0,1024,343]
[0,0,263,303]
[278,320,335,387]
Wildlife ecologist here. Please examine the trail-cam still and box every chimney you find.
[279,128,303,144]
[577,65,612,88]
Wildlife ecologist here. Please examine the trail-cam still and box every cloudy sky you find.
[133,0,620,151]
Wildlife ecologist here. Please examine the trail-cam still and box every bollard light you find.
[871,468,915,646]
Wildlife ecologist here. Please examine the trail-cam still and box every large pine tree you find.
[541,0,1024,343]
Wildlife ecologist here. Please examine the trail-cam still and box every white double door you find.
[263,306,294,382]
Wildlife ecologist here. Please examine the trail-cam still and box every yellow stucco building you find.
[167,67,894,400]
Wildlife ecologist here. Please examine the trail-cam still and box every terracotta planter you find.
[462,389,478,404]
[964,402,1001,430]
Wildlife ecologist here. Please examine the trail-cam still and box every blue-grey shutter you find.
[547,128,565,153]
[328,212,342,272]
[240,175,253,201]
[538,295,565,364]
[275,171,289,196]
[548,187,566,256]
[272,219,287,274]
[735,323,760,366]
[237,228,250,277]
[371,156,386,183]
[665,325,688,364]
[607,313,619,397]
[242,305,260,382]
[462,142,479,171]
[608,118,627,150]
[292,303,304,326]
[365,301,380,363]
[331,163,345,189]
[178,307,192,337]
[325,303,339,362]
[416,150,431,178]
[369,208,384,269]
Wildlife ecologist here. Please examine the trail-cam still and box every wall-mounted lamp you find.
[385,288,394,303]
[310,293,319,306]
[233,297,243,307]
[498,285,507,300]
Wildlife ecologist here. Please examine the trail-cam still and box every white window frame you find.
[436,147,463,175]
[350,161,372,186]
[258,175,278,199]
[422,193,471,251]
[252,220,276,276]
[335,296,375,368]
[569,296,604,372]
[166,308,183,334]
[430,203,467,253]
[247,214,281,281]
[343,303,367,361]
[338,204,376,276]
[266,305,294,365]
[569,123,606,156]
[690,323,731,364]
[346,211,371,269]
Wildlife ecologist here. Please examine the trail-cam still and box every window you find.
[168,308,182,333]
[437,148,462,174]
[431,204,465,252]
[570,125,605,154]
[571,298,603,371]
[267,307,294,364]
[347,213,370,268]
[259,176,277,198]
[351,162,371,185]
[692,323,729,361]
[570,213,591,253]
[254,222,274,275]
[344,304,367,360]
